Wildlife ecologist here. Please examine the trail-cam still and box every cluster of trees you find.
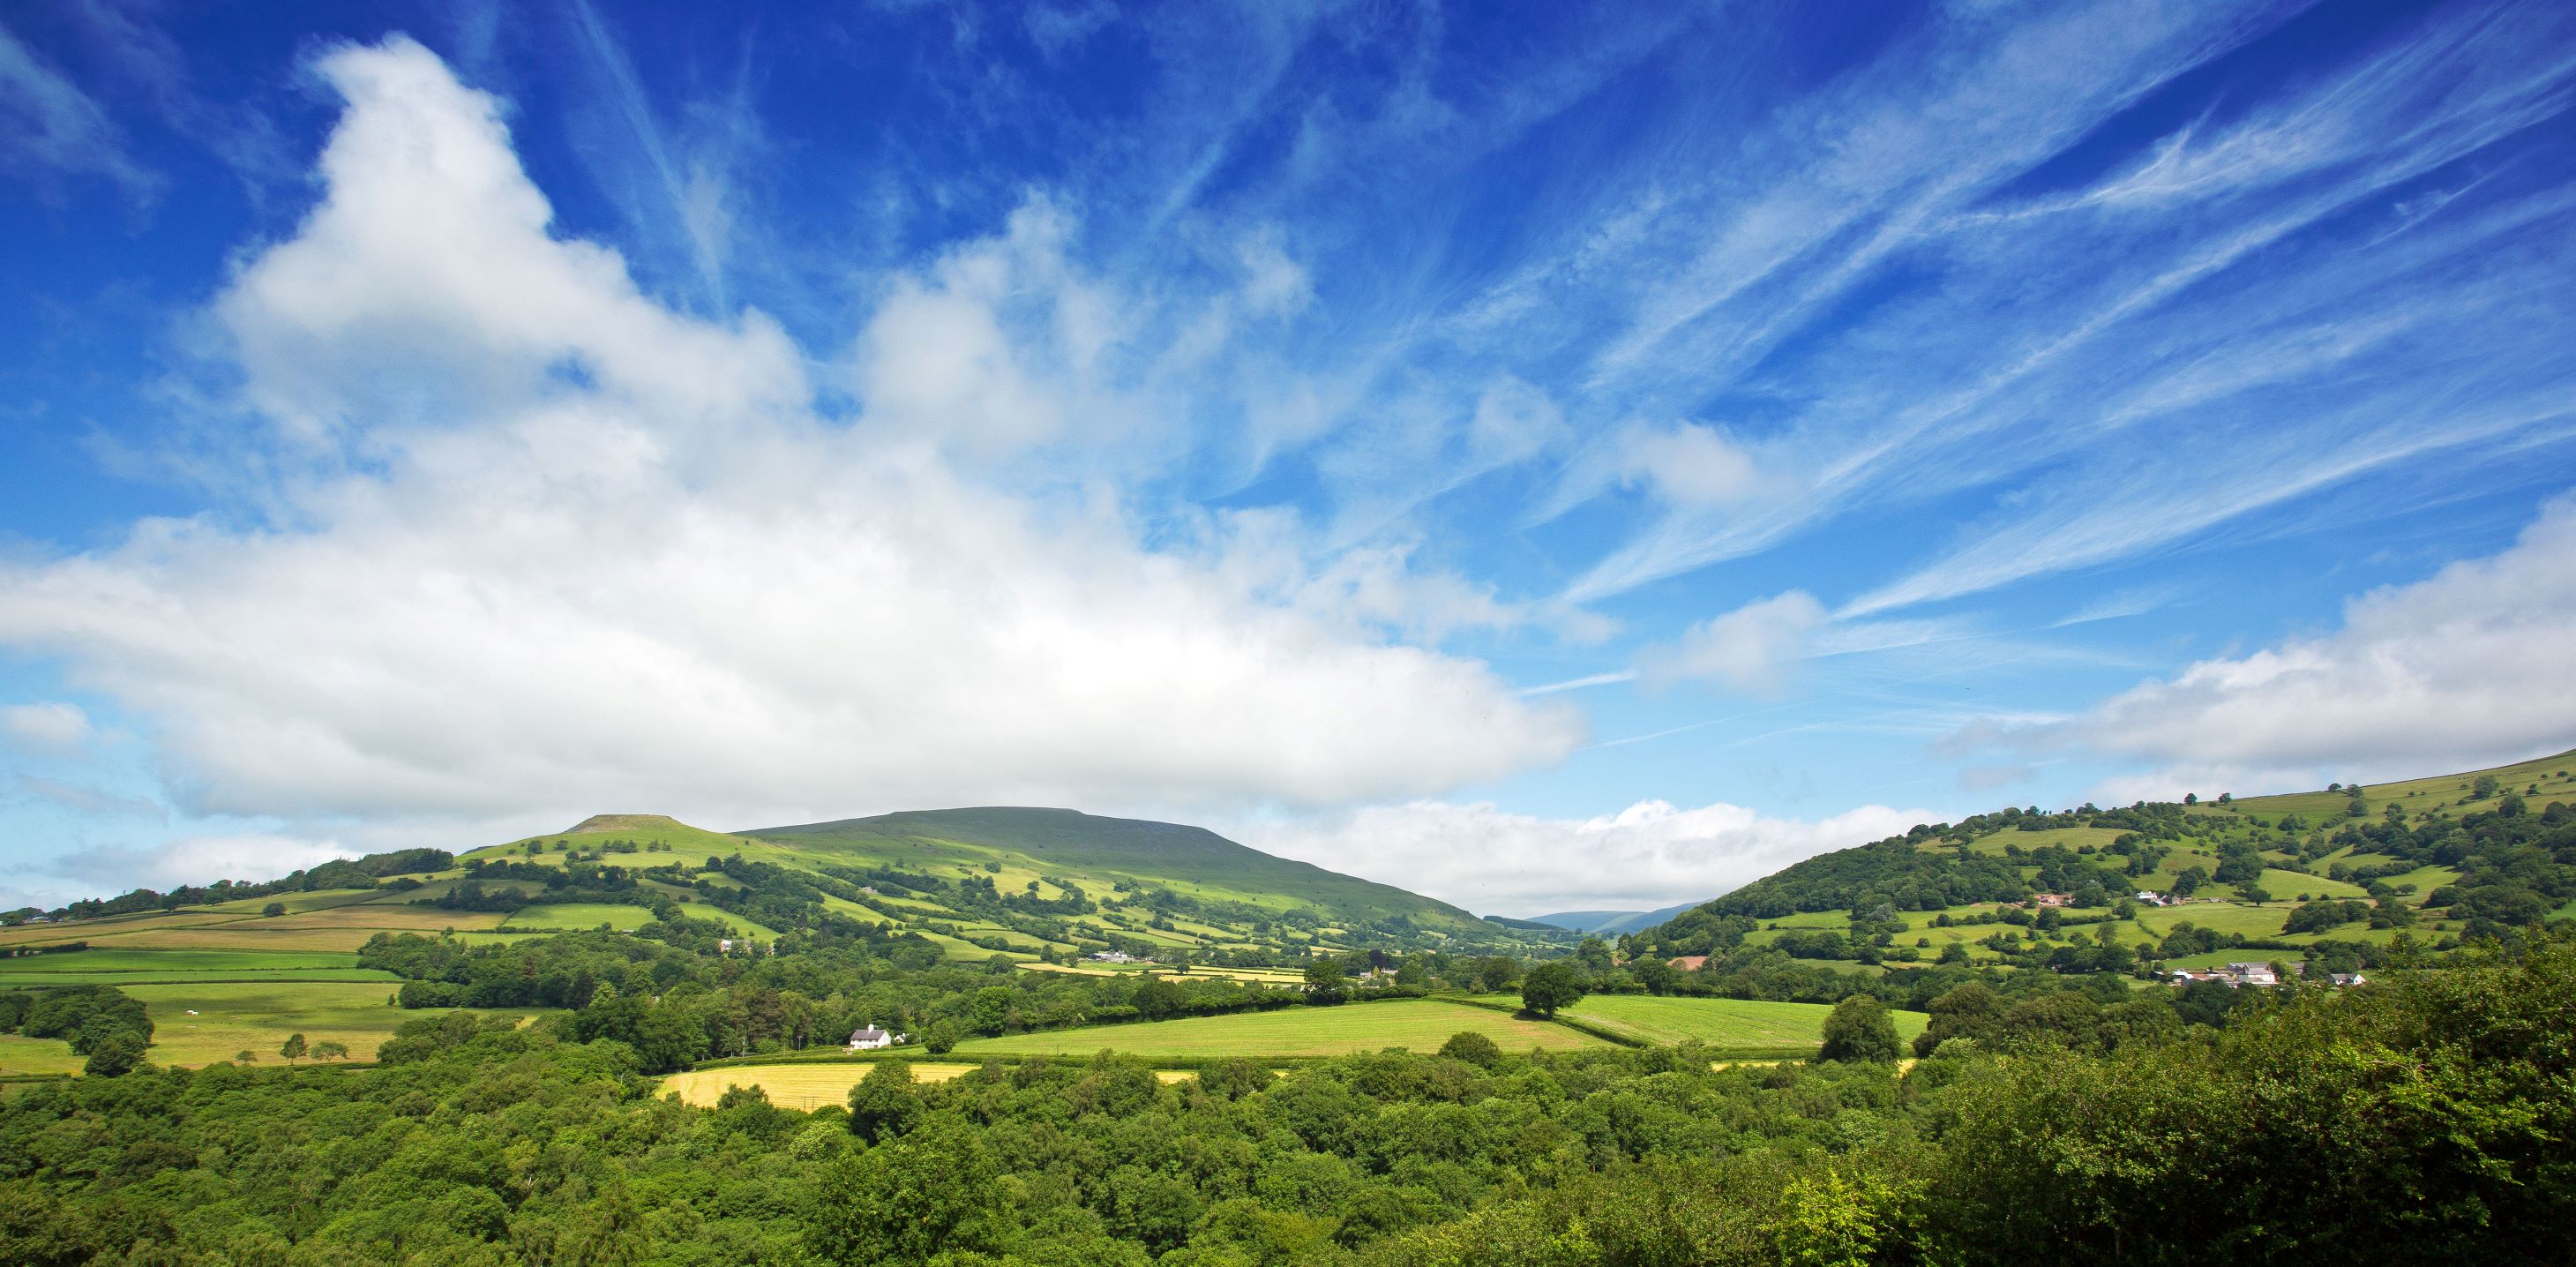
[0,986,153,1076]
[6,928,2569,1264]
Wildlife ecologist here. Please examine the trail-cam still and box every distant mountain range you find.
[1523,901,1711,936]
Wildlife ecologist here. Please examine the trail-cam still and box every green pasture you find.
[122,980,527,1068]
[1562,995,1928,1050]
[949,999,1604,1060]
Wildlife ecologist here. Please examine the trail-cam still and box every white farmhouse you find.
[844,1023,903,1052]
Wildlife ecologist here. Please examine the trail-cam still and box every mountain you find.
[1626,748,2576,972]
[745,806,1502,937]
[1528,901,1707,935]
[461,805,1538,963]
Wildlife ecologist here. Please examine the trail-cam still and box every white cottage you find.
[845,1023,902,1052]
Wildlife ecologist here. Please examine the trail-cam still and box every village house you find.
[844,1023,904,1052]
[1090,950,1134,964]
[2133,890,2176,906]
[2027,892,2072,909]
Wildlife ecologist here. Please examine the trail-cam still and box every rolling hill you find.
[2,806,1554,1075]
[1626,748,2576,974]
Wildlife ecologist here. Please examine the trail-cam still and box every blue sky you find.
[4,0,2574,916]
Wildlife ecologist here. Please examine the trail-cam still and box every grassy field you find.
[502,903,659,931]
[1561,995,1929,1051]
[120,981,518,1068]
[0,978,510,1073]
[0,949,397,986]
[949,999,1605,1060]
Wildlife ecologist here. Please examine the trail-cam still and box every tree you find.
[2473,774,2501,799]
[845,1059,924,1145]
[1438,1031,1502,1068]
[280,1032,308,1065]
[1818,995,1902,1063]
[262,902,288,918]
[925,1021,961,1055]
[84,1031,146,1077]
[1302,957,1347,1002]
[234,1049,257,1064]
[312,1039,349,1061]
[1518,961,1586,1018]
[2243,886,2273,906]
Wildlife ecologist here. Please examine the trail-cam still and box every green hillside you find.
[751,806,1500,937]
[1629,748,2576,978]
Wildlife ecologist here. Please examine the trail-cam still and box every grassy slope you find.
[948,999,1606,1060]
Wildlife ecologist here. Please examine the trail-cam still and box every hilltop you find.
[1626,749,2576,978]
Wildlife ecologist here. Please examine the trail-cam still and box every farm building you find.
[844,1023,903,1052]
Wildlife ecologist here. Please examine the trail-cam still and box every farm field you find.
[0,948,375,977]
[502,903,659,931]
[660,1061,1201,1110]
[1562,995,1929,1051]
[119,981,523,1068]
[949,999,1606,1060]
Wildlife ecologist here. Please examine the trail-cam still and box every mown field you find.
[658,1061,1199,1110]
[948,998,1605,1060]
[1562,994,1929,1051]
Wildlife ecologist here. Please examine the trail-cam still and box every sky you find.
[4,0,2574,918]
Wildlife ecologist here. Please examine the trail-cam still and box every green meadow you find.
[949,998,1605,1060]
[1562,994,1928,1052]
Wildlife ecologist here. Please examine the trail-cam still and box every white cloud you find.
[2017,495,2576,793]
[1638,591,1826,695]
[0,38,1582,831]
[1,701,92,753]
[1619,421,1763,506]
[1232,797,1930,915]
[56,833,353,895]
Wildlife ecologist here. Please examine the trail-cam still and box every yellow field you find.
[660,1061,1195,1110]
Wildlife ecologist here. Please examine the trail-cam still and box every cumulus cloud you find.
[2001,495,2576,795]
[1232,797,1931,915]
[0,38,1582,832]
[1,702,93,753]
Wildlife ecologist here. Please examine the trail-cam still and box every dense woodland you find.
[3,927,2570,1264]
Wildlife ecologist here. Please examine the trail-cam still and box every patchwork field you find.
[1562,995,1929,1051]
[948,999,1606,1060]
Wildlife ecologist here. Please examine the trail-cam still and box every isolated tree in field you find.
[235,1050,257,1064]
[1519,961,1586,1018]
[2474,774,2501,799]
[925,1020,960,1055]
[312,1040,348,1061]
[1817,995,1901,1064]
[261,902,287,917]
[280,1033,307,1065]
